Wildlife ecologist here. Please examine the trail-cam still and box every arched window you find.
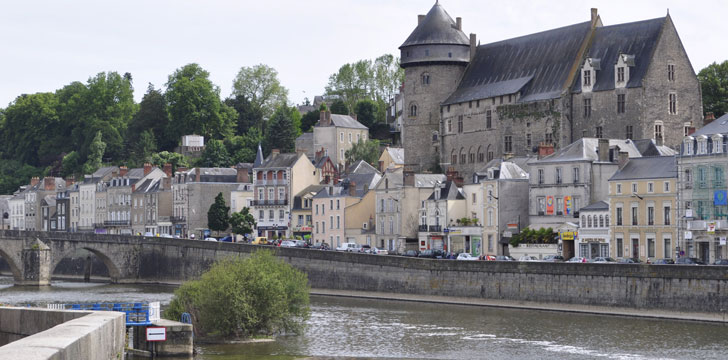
[599,215,604,227]
[605,215,609,227]
[451,150,457,164]
[477,146,484,163]
[587,216,592,227]
[469,147,475,163]
[459,148,466,165]
[582,215,586,227]
[421,72,431,85]
[409,103,417,117]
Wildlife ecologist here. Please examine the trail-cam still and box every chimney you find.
[404,170,415,187]
[456,17,462,31]
[271,149,280,158]
[30,177,40,186]
[119,166,128,177]
[538,142,555,159]
[349,181,357,196]
[143,163,152,176]
[236,166,250,183]
[195,167,201,182]
[504,152,514,160]
[655,136,663,147]
[177,167,188,174]
[705,112,716,126]
[591,8,598,24]
[418,14,425,25]
[597,138,609,162]
[618,151,630,170]
[352,114,357,121]
[446,167,457,182]
[65,176,75,188]
[43,177,55,191]
[162,177,172,190]
[454,175,464,188]
[687,127,696,136]
[469,33,477,61]
[163,163,172,177]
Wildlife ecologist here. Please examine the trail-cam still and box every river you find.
[1,276,727,359]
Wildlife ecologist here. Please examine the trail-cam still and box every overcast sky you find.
[1,0,726,108]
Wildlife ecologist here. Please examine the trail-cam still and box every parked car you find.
[402,250,420,257]
[518,255,539,261]
[617,257,642,264]
[359,244,372,253]
[219,236,233,242]
[542,255,565,262]
[371,247,389,255]
[143,232,154,237]
[252,237,268,245]
[456,253,478,261]
[713,259,728,265]
[496,255,516,261]
[280,240,297,247]
[653,258,675,265]
[675,257,706,265]
[480,254,496,261]
[204,237,217,242]
[567,257,588,263]
[418,249,445,259]
[160,233,174,239]
[310,242,330,250]
[590,257,617,263]
[293,240,308,248]
[336,242,362,252]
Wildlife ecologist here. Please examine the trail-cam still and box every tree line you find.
[0,55,404,194]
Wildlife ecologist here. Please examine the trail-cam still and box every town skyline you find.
[2,0,727,108]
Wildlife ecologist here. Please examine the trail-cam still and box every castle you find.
[399,2,702,177]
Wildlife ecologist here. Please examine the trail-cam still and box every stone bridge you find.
[1,230,728,314]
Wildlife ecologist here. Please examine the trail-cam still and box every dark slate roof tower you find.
[399,1,474,172]
[254,143,264,168]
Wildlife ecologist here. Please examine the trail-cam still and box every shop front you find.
[447,226,483,256]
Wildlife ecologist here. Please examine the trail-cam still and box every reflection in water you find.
[1,277,727,359]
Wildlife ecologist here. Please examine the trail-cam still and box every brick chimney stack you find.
[43,177,55,191]
[163,163,173,177]
[236,166,250,183]
[319,110,332,126]
[271,149,280,158]
[537,143,555,159]
[30,177,40,187]
[349,181,357,196]
[470,33,477,61]
[591,8,598,25]
[143,163,152,176]
[597,138,609,162]
[456,17,462,30]
[705,112,716,126]
[119,166,128,177]
[195,167,201,182]
[403,170,415,187]
[65,176,75,188]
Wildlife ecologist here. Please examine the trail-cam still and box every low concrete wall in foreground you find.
[0,307,125,360]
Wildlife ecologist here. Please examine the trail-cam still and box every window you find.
[605,215,609,227]
[476,100,480,107]
[555,167,562,184]
[664,206,671,225]
[648,182,654,193]
[626,125,633,139]
[336,215,340,229]
[581,215,586,227]
[573,167,580,183]
[330,216,333,229]
[478,151,484,163]
[654,121,663,141]
[422,73,430,85]
[669,93,677,115]
[340,132,344,142]
[583,98,591,118]
[715,167,724,187]
[664,238,672,258]
[526,133,532,147]
[487,150,494,162]
[648,238,655,258]
[447,119,452,132]
[348,133,352,143]
[457,115,463,133]
[538,169,544,185]
[504,136,512,153]
[410,104,417,117]
[632,205,638,225]
[617,238,624,257]
[545,132,553,144]
[486,110,492,129]
[452,153,457,164]
[599,215,604,227]
[664,181,670,192]
[469,101,472,108]
[460,152,466,164]
[269,209,274,220]
[583,70,591,86]
[315,204,319,215]
[617,94,625,113]
[595,126,603,139]
[587,216,592,227]
[648,206,654,225]
[616,183,622,194]
[668,64,675,81]
[279,209,285,220]
[632,183,638,193]
[556,197,563,215]
[538,197,545,214]
[469,152,475,163]
[330,199,333,210]
[617,67,625,82]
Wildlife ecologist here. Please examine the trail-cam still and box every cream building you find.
[609,156,677,262]
[311,110,368,169]
[378,147,404,173]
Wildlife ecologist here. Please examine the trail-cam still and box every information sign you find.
[146,327,166,342]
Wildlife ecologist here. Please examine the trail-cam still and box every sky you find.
[1,0,726,109]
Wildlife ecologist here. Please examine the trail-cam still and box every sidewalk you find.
[310,288,728,323]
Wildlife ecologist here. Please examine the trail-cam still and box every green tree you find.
[149,151,189,172]
[345,139,380,167]
[698,61,728,118]
[200,139,232,167]
[329,99,348,115]
[128,84,172,151]
[230,207,256,237]
[1,92,61,166]
[325,55,404,112]
[207,192,230,233]
[82,131,106,174]
[165,63,234,142]
[300,109,320,133]
[130,130,158,166]
[224,95,264,135]
[164,251,310,338]
[265,106,296,153]
[0,160,42,195]
[354,99,379,128]
[231,64,288,122]
[61,151,81,177]
[225,127,264,164]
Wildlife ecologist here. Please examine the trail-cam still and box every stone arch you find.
[409,102,418,117]
[51,246,122,282]
[0,247,22,282]
[468,146,475,164]
[459,147,466,165]
[451,149,457,164]
[477,146,484,163]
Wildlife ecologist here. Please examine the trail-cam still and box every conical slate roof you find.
[400,2,469,48]
[254,143,264,168]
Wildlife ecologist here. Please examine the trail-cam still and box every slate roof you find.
[343,172,382,192]
[476,159,529,180]
[445,21,592,105]
[609,156,676,181]
[258,153,300,169]
[314,156,332,169]
[179,167,238,183]
[254,143,264,168]
[572,18,665,93]
[400,3,469,48]
[385,147,405,165]
[533,138,642,164]
[428,180,465,200]
[692,114,728,136]
[329,114,368,130]
[414,174,446,188]
[580,200,609,212]
[347,160,380,175]
[631,139,677,156]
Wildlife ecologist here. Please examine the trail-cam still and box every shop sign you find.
[503,231,512,238]
[684,231,692,239]
[561,231,576,241]
[721,237,727,246]
[507,223,518,230]
[546,196,554,215]
[707,221,716,235]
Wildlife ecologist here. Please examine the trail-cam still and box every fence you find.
[46,302,159,326]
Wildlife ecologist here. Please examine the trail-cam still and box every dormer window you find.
[683,137,694,155]
[615,54,634,89]
[712,134,724,154]
[654,121,663,142]
[697,136,708,155]
[583,70,591,86]
[617,67,625,82]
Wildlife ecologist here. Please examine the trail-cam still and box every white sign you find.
[146,327,166,342]
[684,231,692,240]
[686,209,693,218]
[721,237,727,246]
[503,231,512,238]
[149,302,160,322]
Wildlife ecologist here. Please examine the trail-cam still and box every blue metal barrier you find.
[63,302,151,326]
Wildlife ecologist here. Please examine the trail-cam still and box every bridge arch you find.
[0,247,22,283]
[51,246,122,282]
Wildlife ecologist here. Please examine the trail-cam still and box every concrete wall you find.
[0,307,125,360]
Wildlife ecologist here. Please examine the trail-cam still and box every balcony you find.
[428,225,442,232]
[418,225,428,232]
[171,216,186,223]
[103,220,130,226]
[252,200,288,206]
[255,179,289,186]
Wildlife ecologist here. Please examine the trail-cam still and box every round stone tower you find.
[399,1,472,172]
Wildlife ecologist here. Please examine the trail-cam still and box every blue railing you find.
[66,302,151,326]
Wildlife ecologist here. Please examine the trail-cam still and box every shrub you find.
[164,250,310,339]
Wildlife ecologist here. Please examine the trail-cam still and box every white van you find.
[336,242,361,252]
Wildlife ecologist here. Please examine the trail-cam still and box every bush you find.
[164,250,310,339]
[509,227,557,247]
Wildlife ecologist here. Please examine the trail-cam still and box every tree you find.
[329,99,348,115]
[0,160,42,195]
[128,84,172,151]
[1,92,61,166]
[200,139,232,167]
[164,251,310,338]
[265,106,296,153]
[130,130,157,166]
[345,139,380,167]
[354,99,379,128]
[224,95,264,135]
[698,61,728,118]
[232,64,289,122]
[224,127,264,164]
[61,151,81,177]
[325,55,404,113]
[207,192,230,233]
[230,207,256,237]
[150,151,190,172]
[165,63,234,142]
[300,109,320,133]
[82,131,106,174]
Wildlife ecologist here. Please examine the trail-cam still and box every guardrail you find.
[47,302,159,326]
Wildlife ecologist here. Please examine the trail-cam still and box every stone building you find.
[576,201,611,259]
[399,3,702,178]
[296,110,369,170]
